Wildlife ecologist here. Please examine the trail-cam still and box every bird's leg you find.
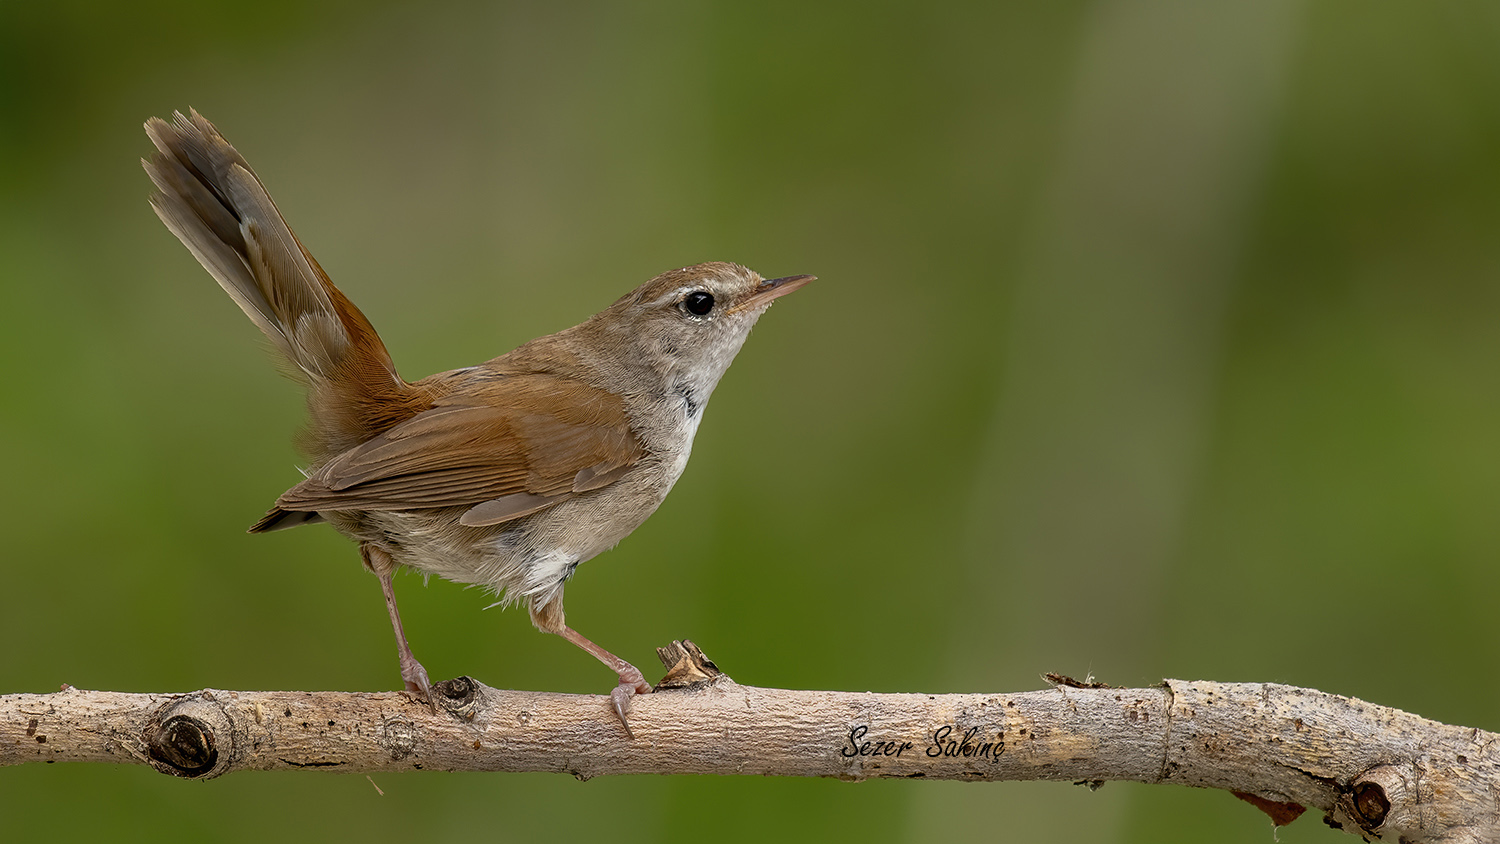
[361,543,434,708]
[557,624,653,734]
[530,599,650,734]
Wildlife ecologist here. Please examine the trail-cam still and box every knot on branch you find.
[1328,764,1409,840]
[431,676,483,720]
[143,693,233,779]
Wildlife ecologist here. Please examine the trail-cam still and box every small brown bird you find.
[142,109,811,725]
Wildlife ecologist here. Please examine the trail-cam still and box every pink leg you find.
[362,544,434,708]
[557,625,652,734]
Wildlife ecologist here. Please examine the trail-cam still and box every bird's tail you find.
[143,109,425,460]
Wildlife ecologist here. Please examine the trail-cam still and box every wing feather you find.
[266,373,643,525]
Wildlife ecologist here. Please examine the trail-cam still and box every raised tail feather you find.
[143,110,428,462]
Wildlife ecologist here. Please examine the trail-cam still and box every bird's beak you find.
[730,274,816,314]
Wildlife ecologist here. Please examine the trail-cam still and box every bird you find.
[141,109,812,727]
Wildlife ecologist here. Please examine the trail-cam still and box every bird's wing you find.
[261,373,644,528]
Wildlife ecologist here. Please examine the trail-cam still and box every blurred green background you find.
[3,1,1498,841]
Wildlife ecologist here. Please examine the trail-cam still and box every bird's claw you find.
[400,655,437,713]
[609,677,652,738]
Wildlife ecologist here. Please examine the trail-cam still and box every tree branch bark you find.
[3,642,1495,843]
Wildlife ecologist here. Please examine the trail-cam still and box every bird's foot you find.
[608,667,654,737]
[400,651,437,713]
[551,621,653,737]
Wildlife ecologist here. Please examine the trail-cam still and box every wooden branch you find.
[3,642,1496,843]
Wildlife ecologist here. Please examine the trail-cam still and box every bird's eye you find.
[682,290,715,317]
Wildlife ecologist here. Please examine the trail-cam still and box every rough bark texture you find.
[2,642,1496,843]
